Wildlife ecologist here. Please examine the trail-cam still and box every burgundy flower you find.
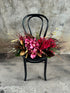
[46,49,55,57]
[19,35,24,40]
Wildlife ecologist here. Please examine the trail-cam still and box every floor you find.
[0,54,70,93]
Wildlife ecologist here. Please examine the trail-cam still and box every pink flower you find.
[25,36,40,59]
[25,38,29,44]
[30,48,37,59]
[30,44,33,49]
[30,54,36,59]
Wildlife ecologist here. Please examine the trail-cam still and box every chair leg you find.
[44,59,47,81]
[23,58,27,81]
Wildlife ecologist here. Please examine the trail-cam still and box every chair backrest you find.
[22,14,49,37]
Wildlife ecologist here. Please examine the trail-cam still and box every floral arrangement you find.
[10,32,61,59]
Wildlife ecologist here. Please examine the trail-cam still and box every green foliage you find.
[15,49,21,56]
[36,32,40,40]
[50,48,57,52]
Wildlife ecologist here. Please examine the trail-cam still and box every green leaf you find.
[15,49,21,56]
[47,56,51,58]
[36,32,40,40]
[50,48,57,52]
[15,53,20,56]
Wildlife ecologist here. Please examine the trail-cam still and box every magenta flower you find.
[30,48,37,59]
[30,53,36,59]
[25,36,39,59]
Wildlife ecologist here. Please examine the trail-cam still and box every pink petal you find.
[34,38,36,41]
[33,48,37,53]
[30,54,36,59]
[25,39,29,43]
[30,44,33,49]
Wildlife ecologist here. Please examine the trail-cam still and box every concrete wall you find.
[0,0,70,53]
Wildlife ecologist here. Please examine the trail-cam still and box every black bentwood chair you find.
[22,14,49,81]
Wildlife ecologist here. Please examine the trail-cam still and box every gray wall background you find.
[0,0,70,53]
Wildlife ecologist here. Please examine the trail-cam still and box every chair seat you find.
[23,56,47,63]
